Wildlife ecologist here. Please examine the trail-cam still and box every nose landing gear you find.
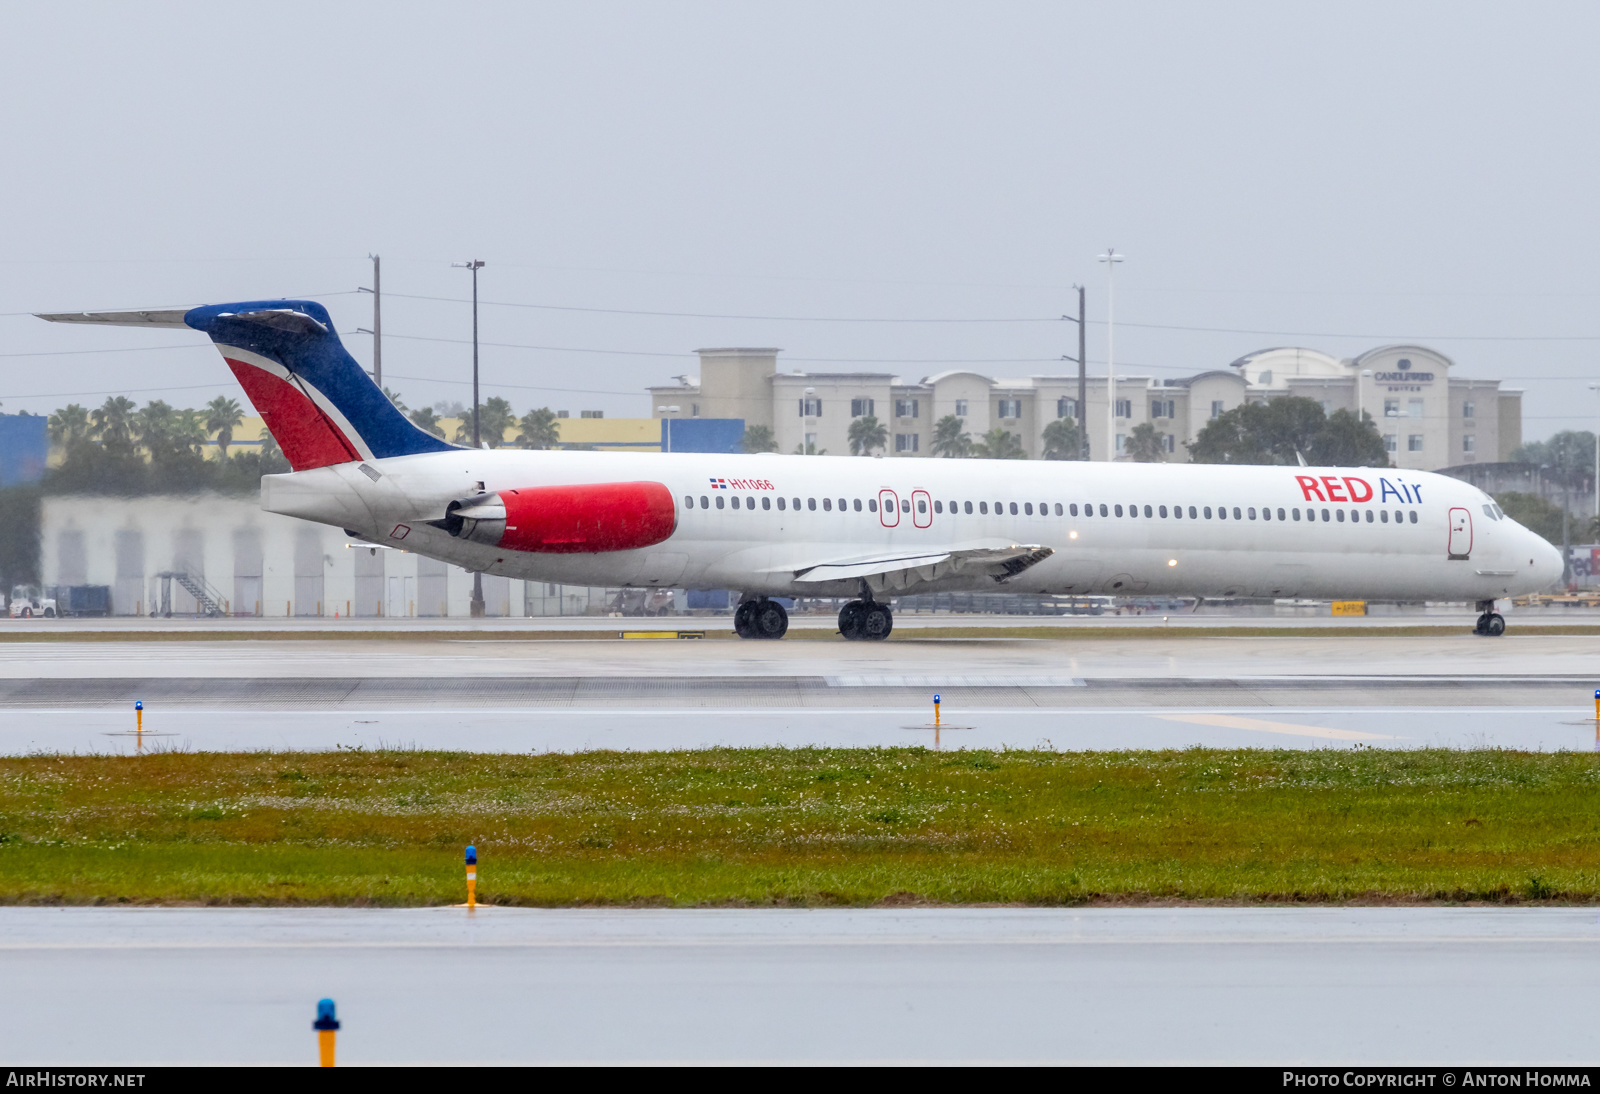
[838,598,892,641]
[1473,600,1506,637]
[734,597,789,640]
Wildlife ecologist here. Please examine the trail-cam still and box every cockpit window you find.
[1482,504,1496,520]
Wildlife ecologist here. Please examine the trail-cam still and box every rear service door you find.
[1447,507,1472,559]
[912,490,932,528]
[879,489,900,528]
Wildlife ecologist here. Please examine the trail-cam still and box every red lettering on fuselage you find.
[1295,475,1326,501]
[1344,477,1373,502]
[1321,476,1348,502]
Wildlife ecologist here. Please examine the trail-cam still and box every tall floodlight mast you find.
[453,258,487,617]
[1098,249,1124,461]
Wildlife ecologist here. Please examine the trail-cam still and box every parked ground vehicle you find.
[9,585,58,618]
[47,585,112,617]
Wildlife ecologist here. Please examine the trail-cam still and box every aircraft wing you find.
[784,544,1055,593]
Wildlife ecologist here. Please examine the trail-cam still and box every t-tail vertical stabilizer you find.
[39,299,457,471]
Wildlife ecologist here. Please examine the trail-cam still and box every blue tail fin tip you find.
[187,299,455,460]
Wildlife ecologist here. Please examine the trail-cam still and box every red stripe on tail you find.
[227,358,360,471]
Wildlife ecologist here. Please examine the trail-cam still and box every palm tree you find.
[382,387,408,412]
[847,414,888,456]
[92,396,137,457]
[48,404,92,452]
[134,400,179,461]
[259,426,286,466]
[793,441,827,455]
[204,396,244,457]
[930,415,972,457]
[515,407,560,449]
[409,407,446,439]
[972,428,1027,459]
[740,425,777,453]
[172,408,208,456]
[1125,422,1166,463]
[456,397,517,447]
[1041,417,1083,461]
[482,397,516,447]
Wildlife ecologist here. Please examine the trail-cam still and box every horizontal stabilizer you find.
[36,309,193,329]
[788,544,1055,594]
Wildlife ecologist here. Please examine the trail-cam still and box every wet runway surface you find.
[3,634,1598,753]
[6,907,1597,1064]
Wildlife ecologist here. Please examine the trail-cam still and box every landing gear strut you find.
[734,597,789,640]
[1473,599,1505,637]
[838,598,892,641]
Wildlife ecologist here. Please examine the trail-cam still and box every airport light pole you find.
[1589,382,1600,520]
[1358,368,1371,424]
[1098,249,1123,460]
[357,254,382,388]
[1060,285,1088,459]
[657,405,680,453]
[453,259,487,617]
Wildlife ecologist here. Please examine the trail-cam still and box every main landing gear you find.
[1473,599,1506,638]
[734,597,789,640]
[838,598,893,641]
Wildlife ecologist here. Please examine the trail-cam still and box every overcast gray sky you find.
[3,1,1598,440]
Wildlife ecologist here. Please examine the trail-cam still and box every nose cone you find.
[1533,535,1565,589]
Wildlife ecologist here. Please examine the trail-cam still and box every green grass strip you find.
[3,747,1599,906]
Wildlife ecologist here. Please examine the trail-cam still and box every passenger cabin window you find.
[715,496,725,509]
[762,497,771,510]
[964,501,973,514]
[807,498,816,511]
[980,502,989,514]
[823,498,832,511]
[778,497,787,510]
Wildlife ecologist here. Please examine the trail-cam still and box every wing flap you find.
[787,544,1055,592]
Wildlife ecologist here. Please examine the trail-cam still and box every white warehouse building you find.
[39,494,637,618]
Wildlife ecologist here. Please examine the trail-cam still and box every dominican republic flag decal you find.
[709,478,729,489]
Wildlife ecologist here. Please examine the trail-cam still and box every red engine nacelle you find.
[439,481,676,554]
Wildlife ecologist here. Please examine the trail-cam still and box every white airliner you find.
[41,300,1563,639]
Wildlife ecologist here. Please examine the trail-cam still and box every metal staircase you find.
[153,572,229,617]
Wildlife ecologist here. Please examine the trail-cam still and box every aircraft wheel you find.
[1485,613,1505,637]
[861,604,893,641]
[733,599,758,638]
[838,600,866,640]
[753,599,788,639]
